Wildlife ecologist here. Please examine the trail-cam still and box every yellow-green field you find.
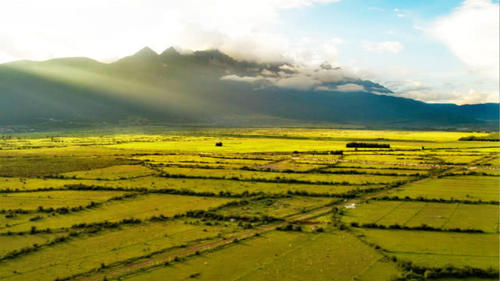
[343,201,499,233]
[0,128,498,281]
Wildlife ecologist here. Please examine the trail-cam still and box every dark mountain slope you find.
[0,48,497,129]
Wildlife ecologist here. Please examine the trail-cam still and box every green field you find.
[343,201,499,232]
[2,194,232,233]
[60,165,157,180]
[215,196,336,219]
[123,231,400,281]
[0,190,126,210]
[384,176,500,202]
[0,128,498,280]
[357,229,499,270]
[0,220,238,281]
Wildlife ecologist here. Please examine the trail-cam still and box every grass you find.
[60,165,157,180]
[384,176,500,202]
[132,154,272,166]
[0,155,129,177]
[322,167,426,176]
[17,176,380,196]
[160,166,412,185]
[358,229,499,270]
[0,233,65,258]
[2,194,232,233]
[123,231,401,281]
[343,201,499,233]
[0,190,126,210]
[215,128,491,142]
[215,196,336,219]
[0,220,237,281]
[0,128,497,280]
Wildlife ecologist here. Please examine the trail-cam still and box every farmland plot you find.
[2,194,232,233]
[343,201,499,232]
[0,128,497,281]
[358,229,499,270]
[0,220,237,281]
[384,176,500,202]
[0,190,126,210]
[123,231,400,281]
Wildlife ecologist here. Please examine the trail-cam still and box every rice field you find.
[123,231,400,281]
[357,229,499,270]
[383,176,500,202]
[0,128,497,281]
[343,201,499,233]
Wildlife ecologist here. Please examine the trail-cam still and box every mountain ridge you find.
[0,47,498,130]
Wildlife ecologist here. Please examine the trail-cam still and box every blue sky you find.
[278,0,499,103]
[0,0,498,104]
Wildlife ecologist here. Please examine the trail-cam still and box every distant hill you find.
[0,47,498,130]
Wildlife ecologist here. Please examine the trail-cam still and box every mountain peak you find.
[161,47,179,56]
[133,47,158,57]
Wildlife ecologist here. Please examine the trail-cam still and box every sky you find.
[0,0,498,104]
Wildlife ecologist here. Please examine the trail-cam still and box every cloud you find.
[430,0,499,80]
[0,0,341,64]
[221,74,264,83]
[274,75,318,90]
[384,79,499,104]
[335,83,365,92]
[400,88,499,105]
[220,63,356,91]
[363,41,403,54]
[393,8,406,17]
[449,89,500,105]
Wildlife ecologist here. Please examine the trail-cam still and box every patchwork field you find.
[343,201,499,233]
[383,176,499,202]
[357,229,499,270]
[2,194,232,233]
[123,231,400,281]
[0,128,498,281]
[0,190,126,210]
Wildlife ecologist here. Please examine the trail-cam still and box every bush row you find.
[346,142,390,148]
[375,195,499,205]
[351,222,484,233]
[394,259,499,279]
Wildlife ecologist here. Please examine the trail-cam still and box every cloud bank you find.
[430,0,499,80]
[0,0,340,64]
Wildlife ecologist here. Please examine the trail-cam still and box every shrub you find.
[346,142,390,148]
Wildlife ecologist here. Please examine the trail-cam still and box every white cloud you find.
[221,74,263,83]
[335,83,365,92]
[382,78,499,104]
[220,73,320,90]
[220,63,355,91]
[399,88,499,105]
[363,41,404,54]
[0,0,341,64]
[430,0,499,80]
[393,8,407,18]
[449,89,500,105]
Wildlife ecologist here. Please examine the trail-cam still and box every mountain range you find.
[0,47,498,130]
